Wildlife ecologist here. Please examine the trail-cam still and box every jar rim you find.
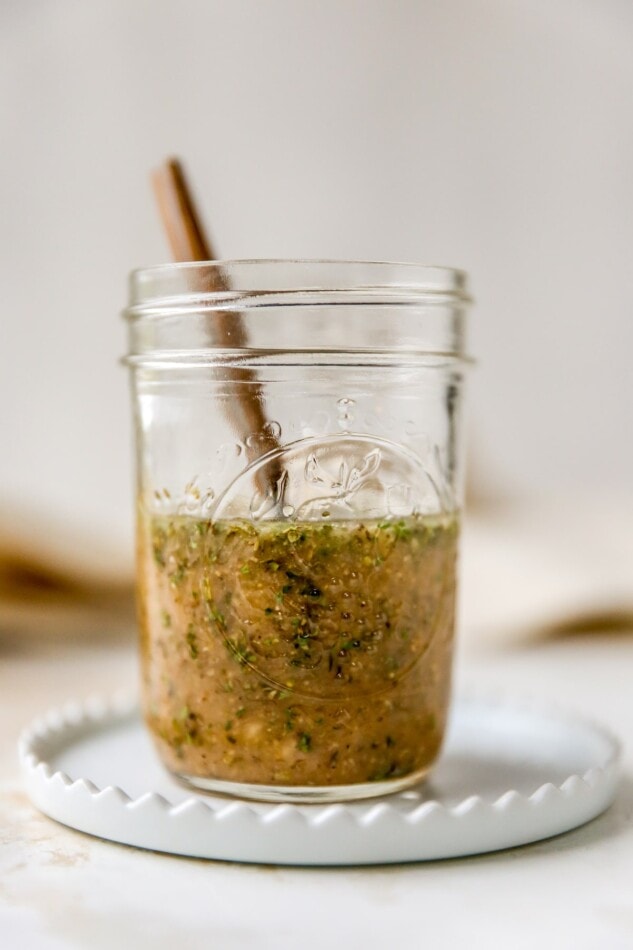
[124,259,472,364]
[127,258,471,309]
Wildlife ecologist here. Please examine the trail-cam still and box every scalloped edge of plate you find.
[18,692,621,864]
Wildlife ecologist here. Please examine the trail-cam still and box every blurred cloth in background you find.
[0,505,134,643]
[1,0,632,641]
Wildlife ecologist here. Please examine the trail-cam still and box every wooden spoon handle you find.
[151,158,216,266]
[150,157,282,501]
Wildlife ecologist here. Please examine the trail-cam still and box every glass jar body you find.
[126,261,470,803]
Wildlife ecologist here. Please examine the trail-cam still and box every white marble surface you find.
[2,630,633,949]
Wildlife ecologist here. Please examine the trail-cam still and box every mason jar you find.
[124,260,471,803]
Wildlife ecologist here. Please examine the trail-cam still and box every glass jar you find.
[124,260,471,803]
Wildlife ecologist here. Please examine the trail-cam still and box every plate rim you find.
[18,691,622,863]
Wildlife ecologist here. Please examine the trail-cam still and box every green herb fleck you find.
[186,624,198,659]
[170,562,187,586]
[226,636,254,666]
[339,639,358,651]
[393,520,411,540]
[207,605,226,628]
[297,732,312,753]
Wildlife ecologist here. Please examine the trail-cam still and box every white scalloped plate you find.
[18,694,621,865]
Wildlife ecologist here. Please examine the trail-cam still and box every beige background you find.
[1,0,632,554]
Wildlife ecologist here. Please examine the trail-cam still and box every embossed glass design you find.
[124,260,471,802]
